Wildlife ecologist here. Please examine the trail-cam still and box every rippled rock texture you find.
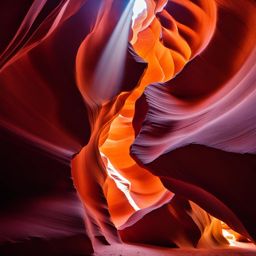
[0,0,256,255]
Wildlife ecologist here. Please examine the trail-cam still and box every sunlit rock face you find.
[0,0,256,255]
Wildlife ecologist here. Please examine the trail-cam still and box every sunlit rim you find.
[132,0,147,25]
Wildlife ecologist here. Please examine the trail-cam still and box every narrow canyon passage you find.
[72,0,256,250]
[1,0,256,255]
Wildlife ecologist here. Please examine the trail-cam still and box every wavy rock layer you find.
[0,0,256,255]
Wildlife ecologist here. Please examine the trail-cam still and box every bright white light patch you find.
[100,152,140,211]
[132,0,147,24]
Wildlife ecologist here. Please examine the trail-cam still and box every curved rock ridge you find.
[131,0,256,242]
[0,0,255,254]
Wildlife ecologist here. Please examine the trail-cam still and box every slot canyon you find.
[0,0,256,255]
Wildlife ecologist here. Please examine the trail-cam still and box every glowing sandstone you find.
[0,0,256,254]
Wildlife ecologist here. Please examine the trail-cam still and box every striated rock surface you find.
[0,0,256,255]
